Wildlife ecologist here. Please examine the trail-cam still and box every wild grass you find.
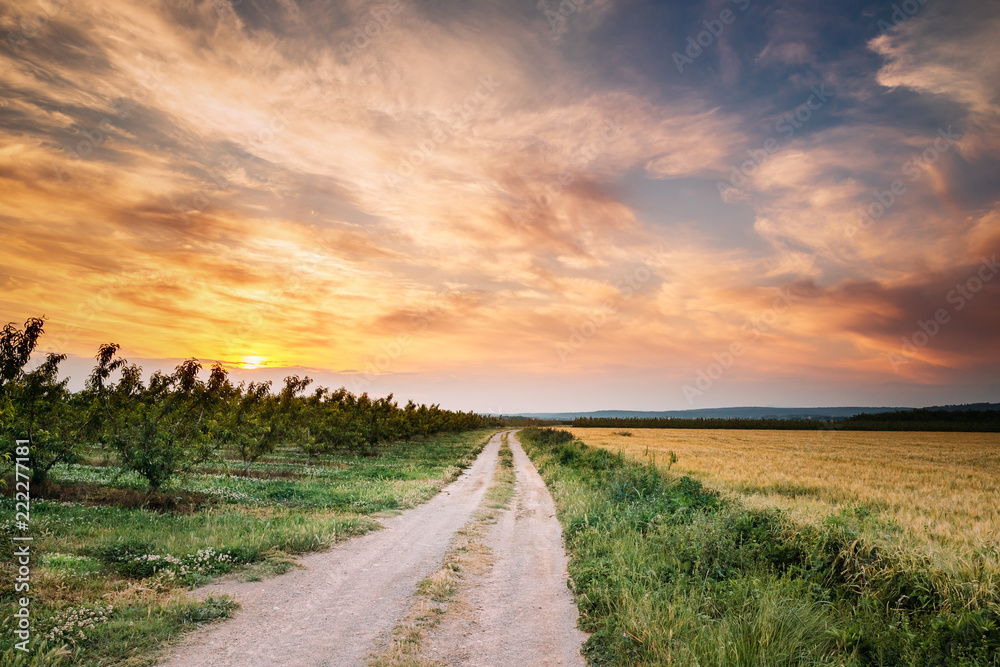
[484,433,516,510]
[0,430,494,666]
[569,428,1000,567]
[520,427,1000,667]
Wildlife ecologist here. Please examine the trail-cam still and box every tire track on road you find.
[160,432,503,667]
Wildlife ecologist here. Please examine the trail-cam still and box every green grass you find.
[484,433,516,510]
[0,430,494,666]
[56,433,488,508]
[518,427,1000,667]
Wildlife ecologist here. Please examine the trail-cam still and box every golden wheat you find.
[570,428,1000,567]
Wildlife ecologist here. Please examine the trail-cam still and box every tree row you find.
[1,318,501,491]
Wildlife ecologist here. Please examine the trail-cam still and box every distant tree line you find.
[572,416,830,430]
[496,416,567,428]
[1,317,502,491]
[573,410,1000,432]
[841,409,1000,432]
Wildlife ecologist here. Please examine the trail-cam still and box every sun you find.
[240,356,268,370]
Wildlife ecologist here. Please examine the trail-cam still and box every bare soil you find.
[16,480,214,513]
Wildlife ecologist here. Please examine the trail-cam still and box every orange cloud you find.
[1,0,998,410]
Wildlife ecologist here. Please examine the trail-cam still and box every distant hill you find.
[515,403,1000,421]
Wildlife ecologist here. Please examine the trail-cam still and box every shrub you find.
[521,426,574,446]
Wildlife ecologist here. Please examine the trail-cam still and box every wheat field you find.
[568,427,1000,565]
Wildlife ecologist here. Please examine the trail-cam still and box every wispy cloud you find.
[1,0,998,410]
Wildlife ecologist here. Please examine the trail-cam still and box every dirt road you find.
[160,430,586,667]
[421,431,588,666]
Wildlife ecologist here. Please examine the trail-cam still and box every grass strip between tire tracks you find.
[369,433,516,667]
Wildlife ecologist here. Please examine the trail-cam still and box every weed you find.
[520,427,1000,666]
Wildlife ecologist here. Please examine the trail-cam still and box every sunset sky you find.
[1,0,998,413]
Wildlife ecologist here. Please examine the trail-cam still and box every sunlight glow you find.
[241,356,268,370]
